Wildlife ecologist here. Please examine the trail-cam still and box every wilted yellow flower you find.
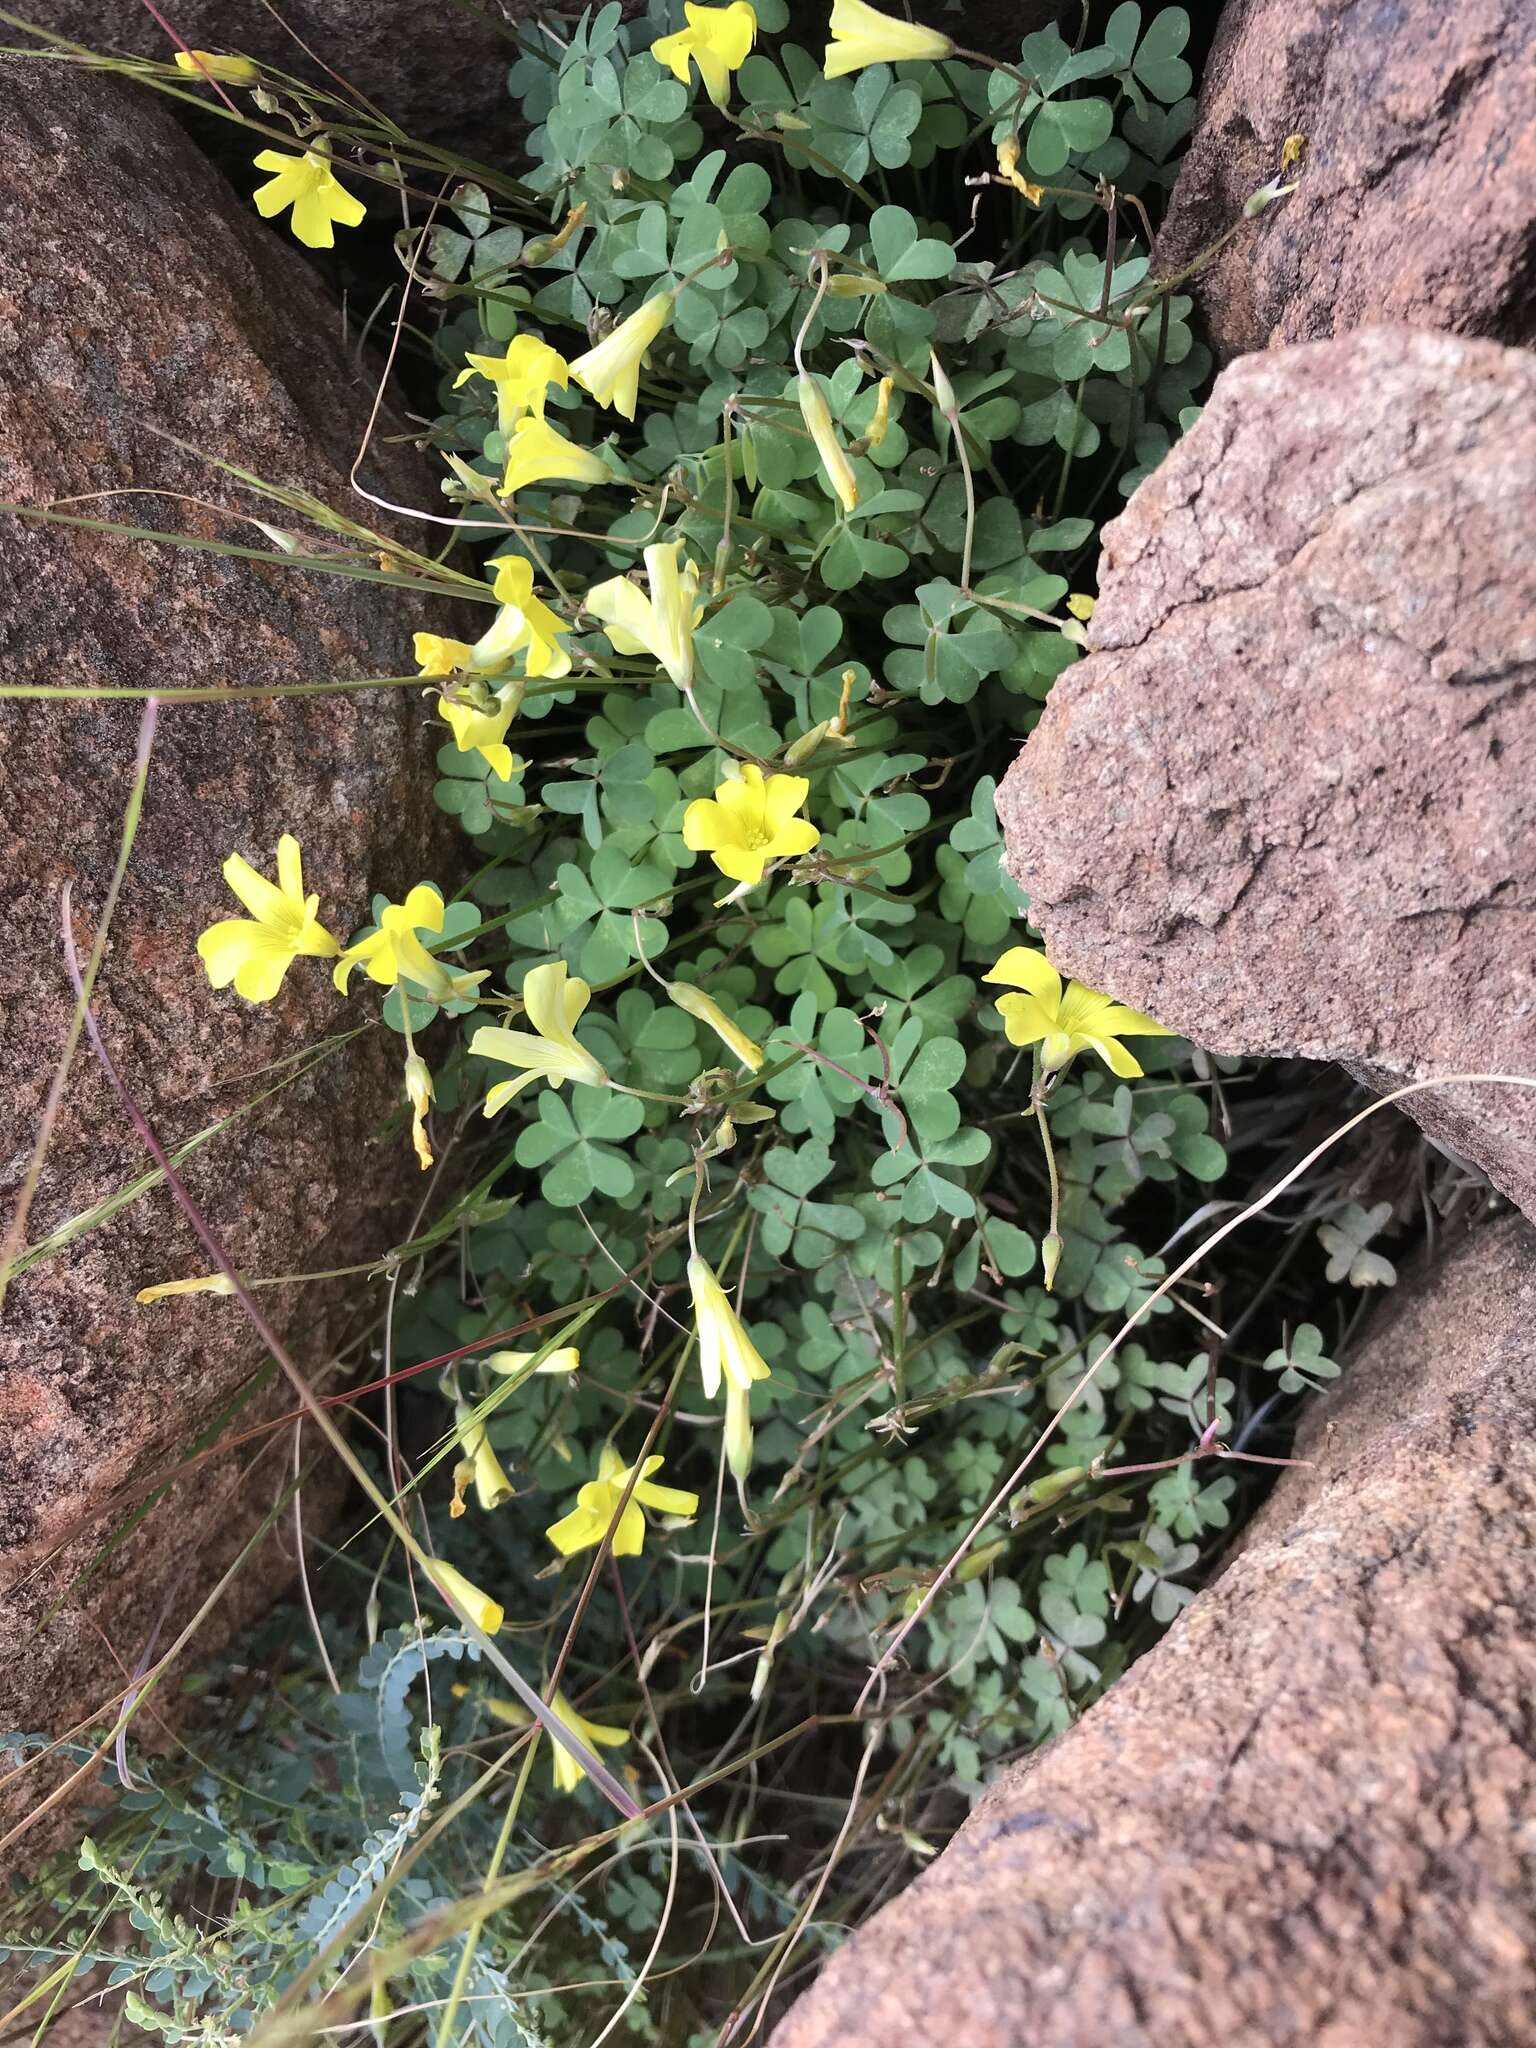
[546,1442,699,1558]
[652,1,757,108]
[472,961,609,1112]
[683,764,819,886]
[866,376,894,448]
[723,1380,754,1479]
[174,49,260,84]
[453,1402,515,1513]
[454,334,570,435]
[585,540,702,690]
[995,134,1044,205]
[547,1691,627,1794]
[251,148,365,249]
[797,374,860,515]
[427,1559,504,1635]
[823,0,952,77]
[984,946,1174,1078]
[667,980,764,1071]
[688,1254,772,1398]
[197,833,339,1003]
[1066,592,1096,620]
[469,556,573,680]
[498,416,610,499]
[404,1052,434,1171]
[333,883,485,1003]
[484,1344,582,1378]
[569,293,674,420]
[135,1272,237,1306]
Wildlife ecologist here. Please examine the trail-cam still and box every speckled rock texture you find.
[1155,0,1536,361]
[20,0,517,143]
[0,59,456,1855]
[997,327,1536,1218]
[772,1214,1536,2048]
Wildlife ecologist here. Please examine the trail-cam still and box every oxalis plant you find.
[0,3,1342,2043]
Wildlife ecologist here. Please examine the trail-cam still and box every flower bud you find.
[174,50,260,84]
[797,373,860,516]
[668,980,764,1071]
[135,1272,236,1305]
[724,1380,755,1480]
[1042,1231,1064,1293]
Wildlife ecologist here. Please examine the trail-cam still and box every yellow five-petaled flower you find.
[652,1,757,108]
[332,883,485,1005]
[822,0,953,77]
[197,833,339,1003]
[546,1443,699,1558]
[683,765,820,886]
[984,945,1173,1078]
[454,333,570,435]
[251,148,366,249]
[472,960,609,1112]
[585,540,702,691]
[569,294,674,420]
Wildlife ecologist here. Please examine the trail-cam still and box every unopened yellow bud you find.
[135,1272,237,1305]
[455,1402,515,1511]
[1066,593,1096,621]
[427,1559,504,1635]
[724,1380,755,1480]
[174,50,260,84]
[825,273,887,298]
[867,376,894,449]
[784,720,832,767]
[797,373,860,516]
[667,980,764,1071]
[1042,1231,1064,1293]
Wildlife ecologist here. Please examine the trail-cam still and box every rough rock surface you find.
[21,0,516,143]
[773,1213,1536,2048]
[0,60,457,1849]
[1154,0,1536,361]
[997,327,1536,1217]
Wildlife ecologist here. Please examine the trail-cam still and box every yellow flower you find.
[251,149,365,250]
[682,765,819,886]
[823,0,953,77]
[797,374,860,515]
[197,833,340,1003]
[437,680,525,780]
[569,293,674,420]
[332,883,485,1003]
[404,1052,434,1171]
[484,1345,582,1378]
[135,1272,236,1305]
[454,1402,515,1512]
[584,540,702,690]
[453,334,570,435]
[866,376,894,448]
[546,1443,699,1558]
[688,1254,772,1398]
[472,961,609,1112]
[498,416,610,499]
[427,1559,504,1635]
[667,981,764,1071]
[469,556,573,680]
[174,50,260,84]
[723,1380,754,1479]
[983,946,1174,1078]
[547,1691,627,1794]
[414,632,478,679]
[652,1,757,108]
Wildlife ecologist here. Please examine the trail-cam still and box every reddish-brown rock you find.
[773,1213,1536,2048]
[996,326,1536,1218]
[1156,0,1536,360]
[0,59,460,1850]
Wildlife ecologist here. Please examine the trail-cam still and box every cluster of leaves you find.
[1,5,1397,2044]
